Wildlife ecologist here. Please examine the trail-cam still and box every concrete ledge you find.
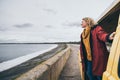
[16,45,71,80]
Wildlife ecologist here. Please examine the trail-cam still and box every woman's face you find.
[81,20,88,28]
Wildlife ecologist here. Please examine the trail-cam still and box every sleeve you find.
[106,33,113,43]
[96,26,108,42]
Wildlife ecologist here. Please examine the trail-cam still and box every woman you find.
[80,17,115,80]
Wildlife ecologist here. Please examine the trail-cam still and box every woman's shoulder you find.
[92,24,103,30]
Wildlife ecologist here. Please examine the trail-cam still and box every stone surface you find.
[16,45,71,80]
[59,44,82,80]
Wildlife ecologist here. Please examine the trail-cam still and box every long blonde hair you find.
[82,17,97,27]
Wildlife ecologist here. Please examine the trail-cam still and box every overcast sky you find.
[0,0,114,43]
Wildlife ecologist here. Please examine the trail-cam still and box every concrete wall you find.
[16,45,71,80]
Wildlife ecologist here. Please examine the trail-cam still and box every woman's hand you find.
[109,32,116,40]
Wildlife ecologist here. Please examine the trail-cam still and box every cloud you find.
[43,8,57,14]
[44,25,54,28]
[62,22,81,27]
[14,23,33,28]
[0,26,8,31]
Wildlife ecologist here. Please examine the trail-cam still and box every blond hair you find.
[82,17,97,27]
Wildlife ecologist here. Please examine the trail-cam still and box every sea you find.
[0,43,57,72]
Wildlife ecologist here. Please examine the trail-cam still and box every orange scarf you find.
[82,26,92,61]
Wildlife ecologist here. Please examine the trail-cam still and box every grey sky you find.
[0,0,114,43]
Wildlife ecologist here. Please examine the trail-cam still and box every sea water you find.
[0,44,57,72]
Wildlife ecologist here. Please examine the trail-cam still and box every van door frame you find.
[103,14,120,80]
[108,14,120,80]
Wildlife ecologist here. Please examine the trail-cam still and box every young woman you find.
[80,17,115,80]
